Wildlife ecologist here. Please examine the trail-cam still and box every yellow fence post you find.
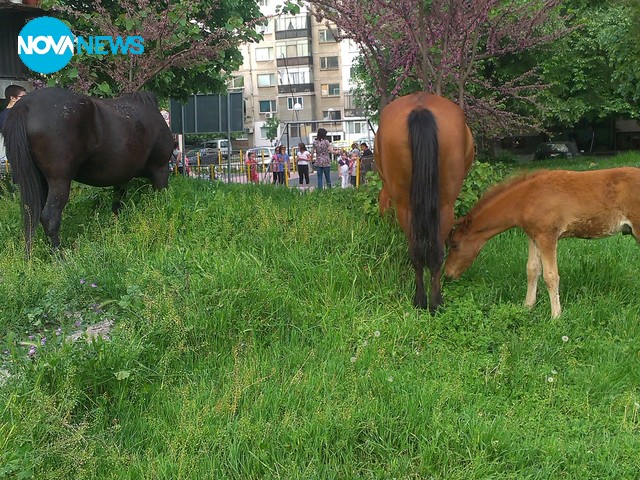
[356,158,361,187]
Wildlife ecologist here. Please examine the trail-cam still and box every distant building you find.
[231,2,374,148]
[0,1,42,98]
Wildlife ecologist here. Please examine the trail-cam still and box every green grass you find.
[1,155,640,479]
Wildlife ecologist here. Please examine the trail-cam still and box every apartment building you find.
[231,2,372,148]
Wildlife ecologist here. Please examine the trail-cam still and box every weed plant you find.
[1,155,640,479]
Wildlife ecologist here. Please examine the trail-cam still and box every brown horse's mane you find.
[461,169,550,224]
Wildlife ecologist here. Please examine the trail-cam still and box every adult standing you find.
[0,85,27,131]
[172,141,184,175]
[296,143,311,191]
[311,128,333,190]
[0,85,27,169]
[271,145,286,185]
[360,142,374,184]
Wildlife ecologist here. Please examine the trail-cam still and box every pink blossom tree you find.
[309,0,572,134]
[42,0,297,99]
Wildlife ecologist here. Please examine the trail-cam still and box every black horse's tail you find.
[2,106,46,251]
[408,108,441,272]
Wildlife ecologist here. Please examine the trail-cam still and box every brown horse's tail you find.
[408,108,441,272]
[2,104,46,253]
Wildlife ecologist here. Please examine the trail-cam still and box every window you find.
[278,67,310,85]
[320,56,339,70]
[256,20,272,35]
[323,110,342,120]
[287,97,303,110]
[255,47,273,61]
[321,83,340,96]
[228,75,244,90]
[259,100,277,113]
[276,15,307,32]
[319,29,336,43]
[276,40,309,58]
[257,74,276,87]
[260,125,269,140]
[290,125,302,137]
[258,0,268,6]
[346,121,367,134]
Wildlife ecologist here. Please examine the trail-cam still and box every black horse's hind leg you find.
[40,179,71,251]
[112,185,126,215]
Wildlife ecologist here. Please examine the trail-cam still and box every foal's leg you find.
[39,178,71,251]
[524,238,542,309]
[536,236,562,318]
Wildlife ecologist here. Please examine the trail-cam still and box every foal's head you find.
[444,216,484,279]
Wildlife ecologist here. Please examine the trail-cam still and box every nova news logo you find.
[18,16,144,75]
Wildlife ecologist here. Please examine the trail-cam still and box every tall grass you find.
[1,155,640,479]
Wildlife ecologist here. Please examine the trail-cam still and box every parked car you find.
[246,146,276,165]
[185,148,217,166]
[532,141,582,161]
[202,139,232,159]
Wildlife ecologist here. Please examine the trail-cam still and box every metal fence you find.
[178,149,370,187]
[0,149,371,187]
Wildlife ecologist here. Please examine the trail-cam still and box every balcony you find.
[277,56,313,68]
[345,108,367,118]
[278,83,315,94]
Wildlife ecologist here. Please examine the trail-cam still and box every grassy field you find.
[1,154,640,479]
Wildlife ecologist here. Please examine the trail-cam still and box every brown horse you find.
[445,167,640,318]
[375,92,475,312]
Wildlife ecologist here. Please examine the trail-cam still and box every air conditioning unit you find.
[244,127,254,134]
[265,113,273,119]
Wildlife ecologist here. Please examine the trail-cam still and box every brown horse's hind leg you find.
[39,178,71,251]
[379,187,392,215]
[397,206,429,309]
[524,238,542,309]
[428,265,443,314]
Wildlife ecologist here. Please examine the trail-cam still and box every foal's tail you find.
[2,105,46,253]
[408,108,441,272]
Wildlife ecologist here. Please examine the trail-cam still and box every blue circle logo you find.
[18,17,74,74]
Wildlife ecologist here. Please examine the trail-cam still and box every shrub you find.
[357,162,510,218]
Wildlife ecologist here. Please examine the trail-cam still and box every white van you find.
[203,139,232,159]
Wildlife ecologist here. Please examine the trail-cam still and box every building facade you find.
[232,2,373,148]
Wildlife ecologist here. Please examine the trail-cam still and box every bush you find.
[357,162,510,218]
[455,160,510,217]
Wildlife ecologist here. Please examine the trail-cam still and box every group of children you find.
[337,142,366,188]
[245,141,369,189]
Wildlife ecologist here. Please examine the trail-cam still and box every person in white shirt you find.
[296,142,311,190]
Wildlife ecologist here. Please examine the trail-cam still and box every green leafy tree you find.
[265,115,280,144]
[536,2,640,126]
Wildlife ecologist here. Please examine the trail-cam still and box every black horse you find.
[2,87,173,255]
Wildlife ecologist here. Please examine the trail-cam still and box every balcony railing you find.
[276,56,313,68]
[278,83,315,94]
